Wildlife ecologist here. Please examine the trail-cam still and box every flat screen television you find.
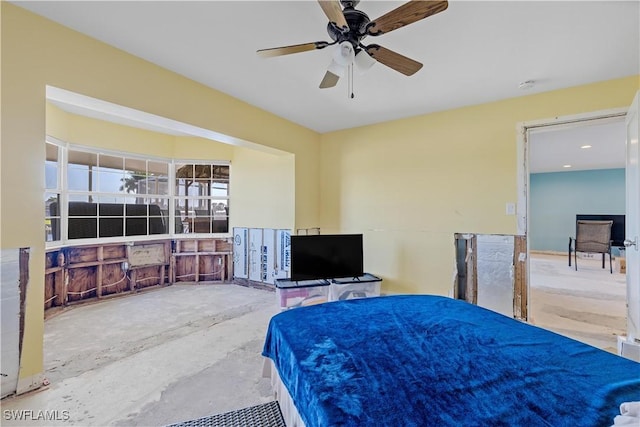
[290,234,363,281]
[576,214,625,247]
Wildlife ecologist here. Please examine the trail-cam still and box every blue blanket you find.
[262,295,640,427]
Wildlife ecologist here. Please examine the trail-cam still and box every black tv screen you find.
[290,234,363,281]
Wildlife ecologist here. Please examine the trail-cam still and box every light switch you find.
[506,202,516,215]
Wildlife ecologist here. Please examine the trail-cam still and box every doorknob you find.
[624,237,638,249]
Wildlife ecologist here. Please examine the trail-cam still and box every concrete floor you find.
[1,284,279,426]
[1,254,627,426]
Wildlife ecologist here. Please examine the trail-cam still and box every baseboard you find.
[530,250,617,260]
[16,372,45,395]
[530,250,566,256]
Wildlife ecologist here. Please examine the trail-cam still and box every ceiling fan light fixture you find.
[327,59,347,77]
[333,41,355,66]
[355,49,376,73]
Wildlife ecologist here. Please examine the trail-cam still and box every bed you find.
[262,295,640,426]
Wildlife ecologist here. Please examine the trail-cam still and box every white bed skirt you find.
[262,358,306,427]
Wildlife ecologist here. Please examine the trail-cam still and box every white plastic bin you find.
[329,273,382,301]
[275,278,330,310]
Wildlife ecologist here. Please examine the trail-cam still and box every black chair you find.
[569,220,613,273]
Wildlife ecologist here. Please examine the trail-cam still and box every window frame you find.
[45,137,231,248]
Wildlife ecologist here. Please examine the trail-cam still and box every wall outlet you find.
[506,202,516,215]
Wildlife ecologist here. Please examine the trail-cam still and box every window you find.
[175,163,230,234]
[45,142,62,242]
[44,140,229,245]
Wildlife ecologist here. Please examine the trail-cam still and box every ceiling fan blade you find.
[318,0,349,30]
[367,0,448,36]
[257,41,330,58]
[365,44,423,76]
[319,70,340,89]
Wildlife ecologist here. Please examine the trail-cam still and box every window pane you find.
[98,154,123,171]
[212,201,228,233]
[68,200,97,239]
[67,164,91,191]
[176,163,195,179]
[149,161,168,177]
[45,192,60,242]
[45,217,60,242]
[187,183,200,196]
[45,193,60,217]
[125,157,146,175]
[124,217,146,236]
[100,216,124,238]
[98,199,124,217]
[68,218,97,239]
[46,142,59,162]
[146,198,168,234]
[120,172,147,195]
[68,150,98,168]
[45,161,58,190]
[176,178,187,196]
[68,151,98,192]
[138,175,168,196]
[211,181,229,197]
[68,200,97,216]
[45,144,59,190]
[97,170,125,193]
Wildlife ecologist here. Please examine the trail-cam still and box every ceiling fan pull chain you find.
[346,63,350,98]
[349,63,355,99]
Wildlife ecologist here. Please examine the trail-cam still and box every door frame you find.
[515,107,628,316]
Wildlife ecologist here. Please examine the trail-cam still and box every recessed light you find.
[580,145,592,149]
[563,164,572,168]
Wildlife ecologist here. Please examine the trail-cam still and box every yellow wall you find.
[231,147,295,229]
[320,76,640,295]
[46,104,296,232]
[47,103,176,156]
[1,3,318,390]
[172,136,234,161]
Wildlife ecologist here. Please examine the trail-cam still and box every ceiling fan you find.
[257,0,448,89]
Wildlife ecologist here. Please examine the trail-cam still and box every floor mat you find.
[166,401,286,427]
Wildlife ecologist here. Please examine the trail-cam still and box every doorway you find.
[518,111,628,351]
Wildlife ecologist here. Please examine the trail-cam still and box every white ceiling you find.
[14,0,637,171]
[529,119,627,173]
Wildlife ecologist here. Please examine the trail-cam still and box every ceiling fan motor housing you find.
[327,6,370,51]
[340,0,360,8]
